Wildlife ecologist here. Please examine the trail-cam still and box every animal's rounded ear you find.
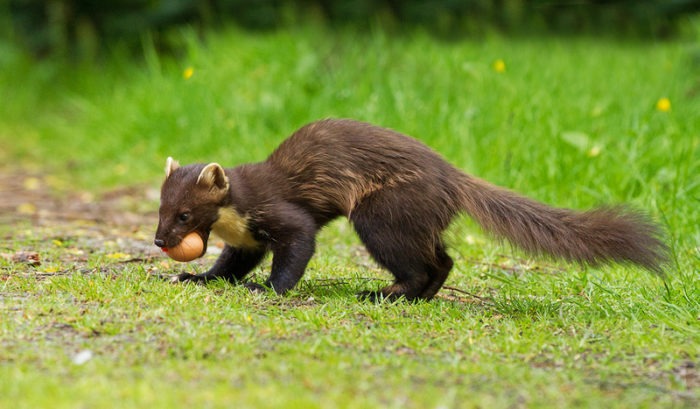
[197,163,230,193]
[165,157,180,177]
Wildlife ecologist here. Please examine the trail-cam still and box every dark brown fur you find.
[155,119,667,300]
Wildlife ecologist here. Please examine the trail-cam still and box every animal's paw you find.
[356,290,387,303]
[356,290,409,303]
[243,282,270,293]
[169,272,198,283]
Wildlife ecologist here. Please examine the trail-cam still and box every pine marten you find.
[154,118,667,301]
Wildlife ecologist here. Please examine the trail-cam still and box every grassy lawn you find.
[1,25,699,408]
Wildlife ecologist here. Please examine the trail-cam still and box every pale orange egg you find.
[163,232,204,262]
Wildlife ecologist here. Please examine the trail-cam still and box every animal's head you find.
[153,157,230,255]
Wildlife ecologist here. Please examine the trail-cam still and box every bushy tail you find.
[457,175,668,274]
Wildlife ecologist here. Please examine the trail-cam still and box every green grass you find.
[1,24,699,408]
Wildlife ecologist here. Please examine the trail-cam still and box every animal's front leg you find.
[172,245,267,284]
[260,234,316,294]
[246,203,317,295]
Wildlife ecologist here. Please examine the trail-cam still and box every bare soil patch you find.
[0,169,168,269]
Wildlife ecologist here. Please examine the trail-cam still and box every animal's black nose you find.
[154,239,166,248]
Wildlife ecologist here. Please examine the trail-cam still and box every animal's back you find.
[266,119,463,218]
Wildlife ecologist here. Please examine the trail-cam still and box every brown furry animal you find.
[154,119,667,300]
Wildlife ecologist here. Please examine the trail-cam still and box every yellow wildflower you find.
[656,97,671,112]
[493,59,506,73]
[587,145,601,158]
[183,67,194,80]
[23,177,40,190]
[17,202,37,215]
[106,252,131,260]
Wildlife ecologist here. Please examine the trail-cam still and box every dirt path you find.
[0,170,158,226]
[0,170,172,268]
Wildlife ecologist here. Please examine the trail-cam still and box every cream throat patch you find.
[211,207,260,249]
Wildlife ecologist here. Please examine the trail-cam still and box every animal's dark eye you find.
[178,212,190,223]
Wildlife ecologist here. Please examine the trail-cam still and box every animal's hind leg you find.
[351,204,432,301]
[349,183,458,301]
[356,235,430,301]
[419,243,454,300]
